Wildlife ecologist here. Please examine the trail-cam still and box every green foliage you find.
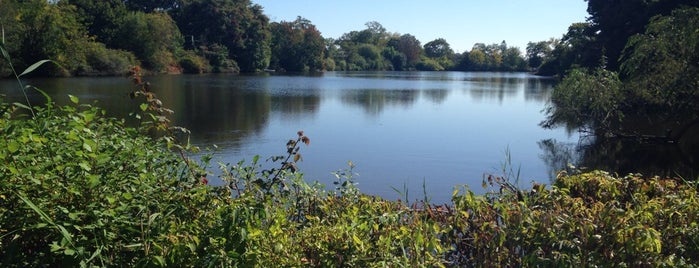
[6,0,92,76]
[177,50,209,74]
[2,86,698,266]
[424,38,453,59]
[456,41,527,72]
[112,12,182,72]
[269,17,325,72]
[526,40,553,69]
[621,7,699,121]
[67,0,129,46]
[585,0,698,71]
[542,68,624,133]
[415,57,444,71]
[81,42,139,76]
[172,0,271,73]
[544,7,699,140]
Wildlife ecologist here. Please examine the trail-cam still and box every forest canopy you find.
[0,0,531,76]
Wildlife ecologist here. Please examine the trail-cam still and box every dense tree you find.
[269,17,325,72]
[381,46,407,71]
[9,0,92,76]
[585,0,698,71]
[619,7,699,135]
[537,23,601,76]
[123,0,180,12]
[424,38,453,59]
[501,47,526,72]
[112,12,182,72]
[171,0,271,72]
[545,6,699,141]
[525,40,553,70]
[63,0,128,46]
[237,3,271,72]
[418,38,454,70]
[454,42,526,72]
[391,34,422,68]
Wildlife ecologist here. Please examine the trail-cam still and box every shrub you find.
[81,42,139,76]
[177,50,209,74]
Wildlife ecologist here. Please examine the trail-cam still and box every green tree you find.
[620,7,699,138]
[269,17,325,72]
[357,44,383,70]
[466,49,486,71]
[585,0,698,71]
[124,0,180,12]
[12,0,92,76]
[525,40,553,70]
[502,47,526,71]
[542,68,624,134]
[62,0,128,46]
[381,46,407,71]
[424,38,453,59]
[391,34,422,68]
[538,23,600,76]
[171,0,271,72]
[112,12,183,72]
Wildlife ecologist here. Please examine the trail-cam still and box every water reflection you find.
[524,78,555,102]
[340,89,419,115]
[271,94,320,119]
[541,134,699,181]
[0,72,584,203]
[422,89,449,104]
[538,139,579,179]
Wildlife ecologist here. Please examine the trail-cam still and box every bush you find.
[1,63,697,266]
[178,50,209,74]
[80,42,139,76]
[415,58,445,71]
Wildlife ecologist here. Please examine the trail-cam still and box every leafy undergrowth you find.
[1,99,698,267]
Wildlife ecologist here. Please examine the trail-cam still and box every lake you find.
[3,71,580,203]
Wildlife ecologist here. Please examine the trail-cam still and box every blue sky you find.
[252,0,589,53]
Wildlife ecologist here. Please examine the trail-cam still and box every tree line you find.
[0,0,537,77]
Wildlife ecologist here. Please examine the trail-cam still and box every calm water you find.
[2,72,579,203]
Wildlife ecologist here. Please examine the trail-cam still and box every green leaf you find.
[69,94,79,104]
[0,40,9,61]
[88,175,100,188]
[82,142,93,152]
[13,102,31,110]
[78,162,91,171]
[139,103,149,112]
[153,256,165,266]
[32,87,52,104]
[19,60,53,77]
[7,141,19,153]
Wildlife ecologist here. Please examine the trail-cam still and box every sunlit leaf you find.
[13,102,31,110]
[139,103,148,111]
[7,141,19,153]
[0,41,9,61]
[68,95,79,104]
[78,162,91,171]
[18,60,53,77]
[82,142,93,152]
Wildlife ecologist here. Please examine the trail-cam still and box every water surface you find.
[1,72,578,203]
